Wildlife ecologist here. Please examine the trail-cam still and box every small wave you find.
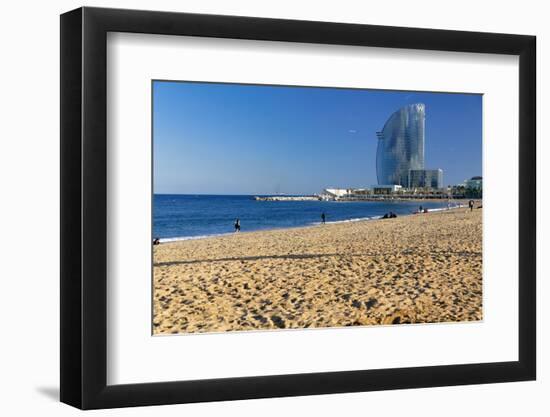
[429,204,465,212]
[317,216,383,225]
[159,232,233,243]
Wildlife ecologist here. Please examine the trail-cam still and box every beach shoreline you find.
[153,206,482,334]
[156,201,475,244]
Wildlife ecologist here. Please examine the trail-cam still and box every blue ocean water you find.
[153,194,455,242]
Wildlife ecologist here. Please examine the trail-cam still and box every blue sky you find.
[153,81,482,195]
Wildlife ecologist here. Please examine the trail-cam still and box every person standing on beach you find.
[234,218,240,232]
[321,212,326,224]
[468,200,474,212]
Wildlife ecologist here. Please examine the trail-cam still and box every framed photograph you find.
[60,7,536,409]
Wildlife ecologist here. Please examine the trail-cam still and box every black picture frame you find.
[60,6,536,410]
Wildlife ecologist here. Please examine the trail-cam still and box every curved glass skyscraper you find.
[376,103,425,187]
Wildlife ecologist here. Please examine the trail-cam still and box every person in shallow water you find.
[321,212,326,224]
[234,218,241,232]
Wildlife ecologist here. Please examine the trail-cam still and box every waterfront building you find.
[376,103,425,187]
[463,176,482,198]
[464,176,482,190]
[324,188,350,198]
[409,168,443,189]
[372,184,402,195]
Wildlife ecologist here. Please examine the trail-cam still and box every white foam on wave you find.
[158,232,233,243]
[321,216,383,225]
[428,204,465,213]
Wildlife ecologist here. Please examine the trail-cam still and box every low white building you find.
[324,188,350,198]
[371,184,402,195]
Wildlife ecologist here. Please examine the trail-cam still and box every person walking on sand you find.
[468,200,474,212]
[321,212,326,224]
[234,218,241,232]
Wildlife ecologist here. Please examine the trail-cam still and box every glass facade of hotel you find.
[409,169,443,189]
[376,103,425,187]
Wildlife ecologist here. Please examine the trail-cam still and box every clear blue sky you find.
[153,81,482,195]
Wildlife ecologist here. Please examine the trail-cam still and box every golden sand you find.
[153,207,482,334]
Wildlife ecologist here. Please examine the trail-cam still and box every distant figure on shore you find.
[153,237,160,246]
[234,218,241,232]
[419,205,423,213]
[382,213,389,219]
[321,212,326,224]
[389,211,397,218]
[423,208,428,213]
[469,200,475,211]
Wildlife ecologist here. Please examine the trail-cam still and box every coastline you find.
[156,202,470,243]
[153,206,483,334]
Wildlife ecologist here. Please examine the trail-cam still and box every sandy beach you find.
[153,207,482,334]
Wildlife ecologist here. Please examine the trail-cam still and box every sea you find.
[153,194,458,242]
